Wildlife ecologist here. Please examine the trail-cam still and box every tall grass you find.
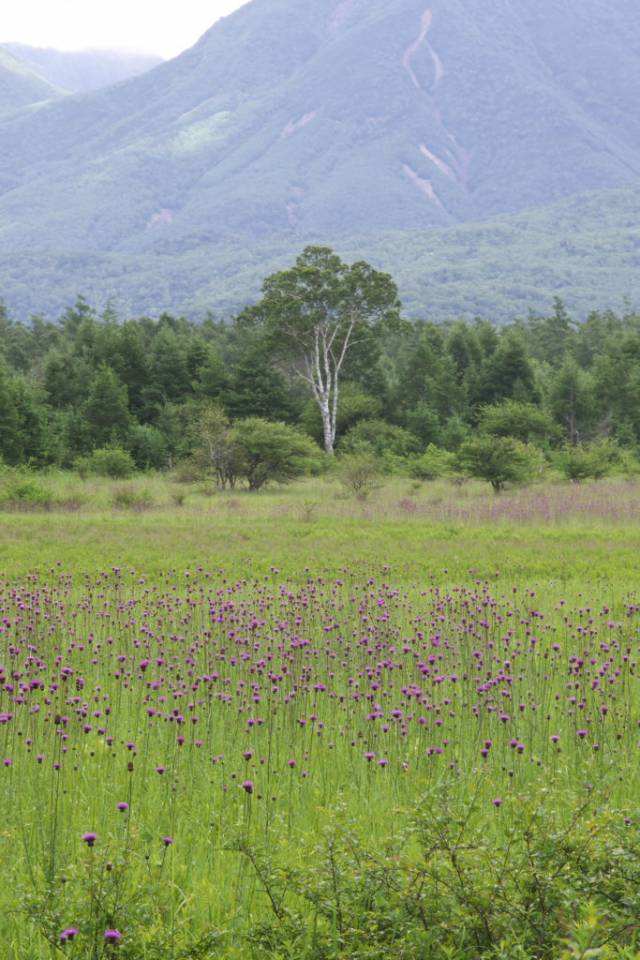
[2,559,640,957]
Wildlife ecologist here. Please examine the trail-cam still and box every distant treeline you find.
[1,295,639,471]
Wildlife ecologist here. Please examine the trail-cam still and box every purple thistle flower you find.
[116,802,129,812]
[60,927,78,943]
[82,832,97,847]
[162,836,174,846]
[104,929,122,943]
[577,729,588,739]
[242,779,254,794]
[493,798,503,807]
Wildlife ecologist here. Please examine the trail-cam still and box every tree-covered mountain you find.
[0,47,60,116]
[1,0,639,319]
[2,44,163,94]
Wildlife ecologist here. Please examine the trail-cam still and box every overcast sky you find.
[0,0,249,59]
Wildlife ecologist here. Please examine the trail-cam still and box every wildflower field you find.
[3,477,640,959]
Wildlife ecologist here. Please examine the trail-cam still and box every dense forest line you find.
[1,291,640,488]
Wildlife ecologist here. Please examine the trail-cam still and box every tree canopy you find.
[240,246,401,453]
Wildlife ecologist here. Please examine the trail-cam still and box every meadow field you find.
[2,476,640,958]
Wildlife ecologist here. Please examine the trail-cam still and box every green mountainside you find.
[0,48,60,116]
[2,44,163,94]
[1,182,639,322]
[1,0,639,319]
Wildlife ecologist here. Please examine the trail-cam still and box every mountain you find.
[0,0,639,320]
[1,182,639,322]
[0,47,60,115]
[2,44,163,94]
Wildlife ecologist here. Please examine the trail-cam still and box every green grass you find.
[1,474,640,586]
[2,476,640,957]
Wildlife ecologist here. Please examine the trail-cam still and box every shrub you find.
[240,788,640,960]
[336,452,382,497]
[339,419,421,459]
[410,444,456,480]
[111,485,154,510]
[86,447,136,479]
[555,439,621,481]
[230,419,322,491]
[457,435,542,492]
[0,467,52,506]
[619,449,640,478]
[184,404,247,489]
[172,457,206,484]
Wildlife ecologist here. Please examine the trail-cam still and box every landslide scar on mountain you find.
[403,8,472,194]
[402,8,444,91]
[147,208,174,229]
[280,111,317,140]
[420,143,455,181]
[402,163,446,211]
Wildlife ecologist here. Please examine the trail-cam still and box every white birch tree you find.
[240,246,401,454]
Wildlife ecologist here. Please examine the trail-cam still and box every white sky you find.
[0,0,249,59]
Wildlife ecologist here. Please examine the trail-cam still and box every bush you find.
[85,447,136,479]
[457,435,543,492]
[172,457,206,484]
[339,420,421,460]
[0,467,52,505]
[111,485,154,510]
[170,489,186,507]
[336,452,382,497]
[410,444,456,480]
[555,439,621,481]
[239,787,640,960]
[230,419,322,491]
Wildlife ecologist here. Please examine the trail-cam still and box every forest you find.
[1,281,640,490]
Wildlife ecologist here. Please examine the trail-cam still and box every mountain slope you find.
[0,0,639,318]
[0,48,60,115]
[2,44,163,94]
[1,183,639,323]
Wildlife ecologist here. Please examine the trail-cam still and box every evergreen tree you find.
[548,356,595,444]
[225,340,297,422]
[84,365,131,448]
[0,361,22,464]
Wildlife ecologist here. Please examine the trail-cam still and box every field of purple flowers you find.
[2,559,640,958]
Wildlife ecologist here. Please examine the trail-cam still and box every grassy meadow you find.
[2,475,640,958]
